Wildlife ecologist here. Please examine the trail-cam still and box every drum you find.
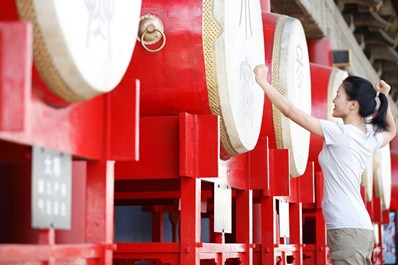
[261,13,311,177]
[16,0,141,102]
[362,159,374,202]
[373,144,392,210]
[121,0,265,156]
[307,64,347,172]
[389,139,398,210]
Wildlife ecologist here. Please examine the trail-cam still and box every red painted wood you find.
[261,196,276,264]
[389,137,398,211]
[180,177,201,264]
[115,114,220,180]
[56,161,87,244]
[0,244,104,264]
[218,154,247,190]
[114,242,180,264]
[315,209,329,265]
[179,113,219,178]
[373,197,383,223]
[248,136,270,191]
[236,190,253,265]
[107,80,140,161]
[85,161,115,264]
[289,203,303,263]
[307,39,333,67]
[0,22,31,131]
[298,162,315,203]
[315,172,324,209]
[270,149,290,197]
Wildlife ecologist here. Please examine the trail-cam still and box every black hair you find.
[342,76,388,133]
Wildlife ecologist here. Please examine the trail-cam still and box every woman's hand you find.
[253,64,269,87]
[376,80,391,95]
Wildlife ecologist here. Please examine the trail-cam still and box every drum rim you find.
[270,15,311,177]
[203,0,265,156]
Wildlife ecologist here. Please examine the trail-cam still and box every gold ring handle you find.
[140,27,166,53]
[138,14,166,53]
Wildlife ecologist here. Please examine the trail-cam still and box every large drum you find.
[16,0,141,102]
[389,139,398,210]
[261,13,311,177]
[373,144,392,210]
[307,64,347,172]
[121,0,265,156]
[362,159,374,202]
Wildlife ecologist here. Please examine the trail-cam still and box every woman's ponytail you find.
[371,92,388,133]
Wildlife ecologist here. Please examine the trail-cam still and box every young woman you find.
[253,64,396,264]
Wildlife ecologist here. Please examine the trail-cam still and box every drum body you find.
[16,0,141,102]
[373,144,392,210]
[389,139,398,211]
[307,64,347,172]
[261,13,311,177]
[124,0,265,156]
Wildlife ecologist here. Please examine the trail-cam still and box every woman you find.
[253,64,396,264]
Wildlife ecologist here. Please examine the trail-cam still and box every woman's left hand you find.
[376,80,391,95]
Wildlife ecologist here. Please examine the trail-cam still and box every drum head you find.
[374,144,392,210]
[271,16,311,177]
[17,0,141,101]
[205,0,265,155]
[362,157,373,202]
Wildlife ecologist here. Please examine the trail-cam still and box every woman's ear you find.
[350,100,359,111]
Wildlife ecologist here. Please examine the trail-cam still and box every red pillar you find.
[236,189,253,265]
[86,161,115,264]
[290,202,303,264]
[262,195,276,264]
[180,177,201,264]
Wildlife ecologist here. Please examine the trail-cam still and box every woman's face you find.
[332,84,352,118]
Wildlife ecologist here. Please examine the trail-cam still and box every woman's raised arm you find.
[254,64,324,138]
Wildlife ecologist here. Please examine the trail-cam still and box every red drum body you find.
[307,64,347,172]
[123,0,266,156]
[13,0,141,103]
[389,138,398,211]
[261,13,311,177]
[373,144,392,210]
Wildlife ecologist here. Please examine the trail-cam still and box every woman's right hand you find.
[376,80,391,95]
[253,64,270,87]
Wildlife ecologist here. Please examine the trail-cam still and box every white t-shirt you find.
[318,120,383,230]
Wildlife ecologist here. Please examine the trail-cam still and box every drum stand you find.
[368,197,390,265]
[301,172,331,265]
[249,137,309,265]
[113,113,254,265]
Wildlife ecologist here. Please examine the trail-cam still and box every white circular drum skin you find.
[212,0,265,154]
[17,0,142,102]
[271,16,311,177]
[362,158,374,202]
[373,144,392,210]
